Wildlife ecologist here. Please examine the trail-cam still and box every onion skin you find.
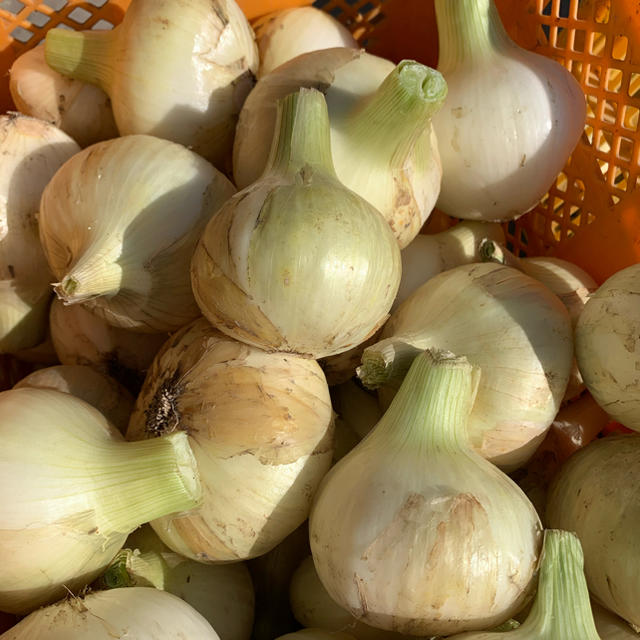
[546,434,640,628]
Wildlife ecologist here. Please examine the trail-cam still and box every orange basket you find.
[0,0,638,283]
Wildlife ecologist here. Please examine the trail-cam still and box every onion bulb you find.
[14,364,134,434]
[0,388,201,614]
[192,88,400,359]
[290,556,409,640]
[254,7,358,78]
[310,349,542,636]
[432,0,586,221]
[98,525,255,640]
[394,220,505,310]
[49,297,167,391]
[126,317,334,562]
[592,602,640,638]
[480,239,597,402]
[44,0,258,170]
[234,50,445,248]
[546,434,640,629]
[0,587,219,639]
[574,263,640,430]
[358,263,573,469]
[0,114,79,353]
[9,46,118,147]
[39,135,236,333]
[447,530,600,639]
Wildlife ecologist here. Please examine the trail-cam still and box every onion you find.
[254,7,358,78]
[575,263,640,430]
[0,587,219,639]
[192,88,400,359]
[9,45,118,147]
[44,0,258,170]
[0,388,200,614]
[126,317,334,561]
[311,349,542,635]
[39,134,236,333]
[358,263,573,469]
[546,434,640,628]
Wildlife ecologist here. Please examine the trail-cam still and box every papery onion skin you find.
[574,263,640,431]
[0,587,220,639]
[126,317,334,562]
[276,631,358,640]
[546,434,640,629]
[39,134,236,334]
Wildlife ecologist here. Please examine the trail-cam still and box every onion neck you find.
[96,548,167,590]
[373,349,478,453]
[92,432,201,535]
[45,28,115,91]
[357,337,423,389]
[54,260,122,303]
[339,61,447,167]
[263,88,336,178]
[518,530,600,638]
[435,0,516,73]
[479,238,524,269]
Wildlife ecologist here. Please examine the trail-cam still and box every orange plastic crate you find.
[0,0,638,283]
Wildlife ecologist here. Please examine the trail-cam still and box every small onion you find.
[9,45,118,147]
[254,7,358,78]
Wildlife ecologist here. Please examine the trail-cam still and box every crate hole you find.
[617,136,634,163]
[569,205,582,224]
[329,5,343,18]
[553,196,565,214]
[629,72,640,98]
[622,105,639,131]
[556,170,568,192]
[596,128,613,153]
[566,227,576,239]
[613,166,630,191]
[610,194,621,204]
[585,211,596,223]
[358,1,374,14]
[597,157,610,177]
[9,25,33,42]
[68,6,92,24]
[0,0,24,14]
[605,67,622,93]
[573,178,586,200]
[585,93,598,119]
[313,0,330,7]
[612,35,628,61]
[572,29,586,53]
[91,18,113,30]
[592,0,610,23]
[86,0,108,6]
[586,64,601,88]
[589,31,605,56]
[42,0,67,10]
[601,97,618,125]
[551,219,563,240]
[583,124,594,145]
[27,10,50,27]
[369,11,384,25]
